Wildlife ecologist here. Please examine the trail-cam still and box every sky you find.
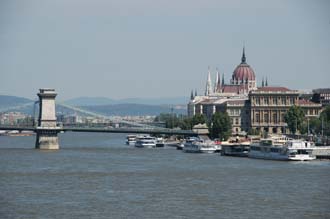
[0,0,329,101]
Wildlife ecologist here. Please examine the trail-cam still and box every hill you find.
[0,95,33,110]
[65,96,188,106]
[82,104,186,116]
[0,95,187,116]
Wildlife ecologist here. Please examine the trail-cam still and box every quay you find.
[311,146,330,159]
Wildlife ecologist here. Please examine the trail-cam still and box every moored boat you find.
[221,142,250,157]
[126,135,136,145]
[183,137,218,153]
[135,136,157,148]
[155,137,165,147]
[249,136,316,161]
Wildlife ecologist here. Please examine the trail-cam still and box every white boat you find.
[176,142,184,150]
[285,140,317,161]
[183,137,218,153]
[135,136,156,148]
[126,135,136,145]
[155,137,165,147]
[249,136,316,161]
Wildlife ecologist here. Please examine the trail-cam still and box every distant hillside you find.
[82,104,187,116]
[0,95,187,116]
[0,95,33,110]
[65,96,189,106]
[64,97,115,106]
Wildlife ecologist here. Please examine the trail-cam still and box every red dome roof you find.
[232,47,256,81]
[233,63,256,81]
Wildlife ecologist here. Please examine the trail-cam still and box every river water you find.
[0,132,329,219]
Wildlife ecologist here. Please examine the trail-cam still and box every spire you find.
[265,77,268,87]
[222,73,225,86]
[195,89,197,97]
[217,70,221,93]
[205,67,213,96]
[241,46,246,64]
[190,90,194,100]
[214,68,222,93]
[262,77,264,87]
[214,69,219,93]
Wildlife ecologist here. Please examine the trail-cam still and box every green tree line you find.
[154,111,232,140]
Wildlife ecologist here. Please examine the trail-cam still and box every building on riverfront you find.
[312,88,330,106]
[188,48,323,134]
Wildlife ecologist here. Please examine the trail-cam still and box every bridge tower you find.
[35,88,61,149]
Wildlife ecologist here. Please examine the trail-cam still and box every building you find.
[188,48,255,134]
[188,48,323,135]
[249,87,299,134]
[312,88,330,106]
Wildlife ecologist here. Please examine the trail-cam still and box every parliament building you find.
[188,48,322,134]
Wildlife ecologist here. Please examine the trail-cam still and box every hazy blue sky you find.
[1,0,329,100]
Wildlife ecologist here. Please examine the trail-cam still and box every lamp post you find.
[321,117,324,137]
[307,117,310,136]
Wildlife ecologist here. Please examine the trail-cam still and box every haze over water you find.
[0,132,329,219]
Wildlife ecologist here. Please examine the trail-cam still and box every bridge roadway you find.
[0,125,198,136]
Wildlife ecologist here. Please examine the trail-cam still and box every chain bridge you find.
[0,89,197,149]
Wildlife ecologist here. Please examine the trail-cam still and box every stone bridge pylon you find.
[35,88,61,149]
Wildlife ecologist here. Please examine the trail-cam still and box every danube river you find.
[0,132,329,219]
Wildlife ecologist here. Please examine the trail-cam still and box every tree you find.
[320,106,330,122]
[178,117,193,130]
[208,112,232,140]
[191,114,206,126]
[284,105,305,134]
[320,106,330,136]
[154,113,180,129]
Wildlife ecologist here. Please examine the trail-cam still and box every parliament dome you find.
[232,48,256,81]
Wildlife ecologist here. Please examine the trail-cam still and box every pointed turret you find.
[205,67,213,96]
[265,77,268,87]
[262,77,265,87]
[195,89,197,97]
[190,90,194,100]
[214,70,219,93]
[214,68,222,93]
[222,73,225,86]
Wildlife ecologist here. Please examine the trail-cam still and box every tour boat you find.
[135,136,157,148]
[183,137,218,153]
[249,136,316,161]
[126,135,137,145]
[221,142,250,157]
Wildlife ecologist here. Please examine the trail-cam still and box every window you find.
[271,148,279,153]
[281,97,286,105]
[264,114,269,123]
[256,98,260,105]
[273,114,277,123]
[290,97,294,105]
[256,114,260,123]
[264,97,269,105]
[273,97,278,105]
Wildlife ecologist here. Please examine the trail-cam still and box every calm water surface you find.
[0,132,329,219]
